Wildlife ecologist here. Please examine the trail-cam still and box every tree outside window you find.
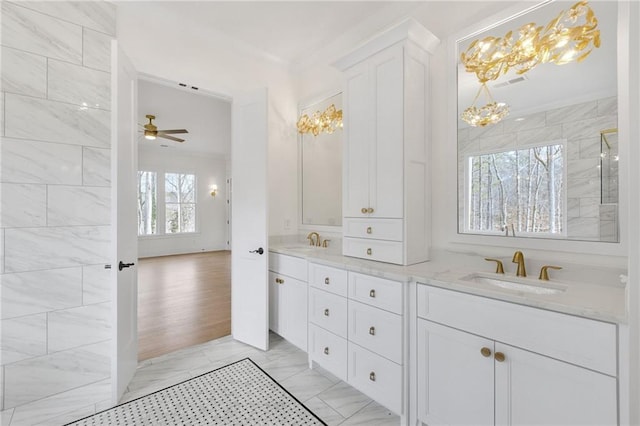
[137,171,157,235]
[165,173,196,233]
[466,143,564,236]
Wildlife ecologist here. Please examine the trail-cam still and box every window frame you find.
[164,171,198,235]
[463,139,568,238]
[137,170,158,236]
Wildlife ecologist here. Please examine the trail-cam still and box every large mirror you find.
[457,1,618,242]
[300,93,343,226]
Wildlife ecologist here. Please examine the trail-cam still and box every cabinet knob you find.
[369,326,376,336]
[324,347,330,355]
[369,289,376,298]
[494,352,506,362]
[366,226,372,234]
[361,207,368,214]
[367,207,374,214]
[275,278,284,284]
[369,371,376,382]
[324,277,330,285]
[366,248,372,255]
[480,347,492,357]
[324,308,330,317]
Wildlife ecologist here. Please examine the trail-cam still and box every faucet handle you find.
[485,258,505,274]
[322,239,330,248]
[539,265,562,281]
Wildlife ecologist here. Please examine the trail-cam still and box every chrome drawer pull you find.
[369,371,376,382]
[324,277,330,285]
[324,347,330,355]
[324,308,330,317]
[369,289,376,298]
[369,326,376,336]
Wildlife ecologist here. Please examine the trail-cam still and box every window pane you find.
[137,171,157,235]
[467,144,564,235]
[166,203,179,233]
[165,173,180,203]
[180,204,196,233]
[180,174,196,203]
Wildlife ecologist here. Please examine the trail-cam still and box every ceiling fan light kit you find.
[143,114,189,142]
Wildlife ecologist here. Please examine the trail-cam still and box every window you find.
[466,143,565,236]
[165,173,196,233]
[137,171,158,235]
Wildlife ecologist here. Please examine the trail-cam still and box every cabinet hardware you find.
[366,226,372,234]
[324,347,330,355]
[324,308,330,317]
[367,207,374,214]
[495,352,506,362]
[324,277,330,285]
[369,326,376,336]
[369,289,376,298]
[480,347,492,357]
[369,371,376,382]
[275,278,284,284]
[366,248,372,255]
[361,207,368,214]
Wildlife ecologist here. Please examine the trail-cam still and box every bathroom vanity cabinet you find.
[268,253,308,352]
[415,284,618,426]
[308,262,407,414]
[334,20,438,266]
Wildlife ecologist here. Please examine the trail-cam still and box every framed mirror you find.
[299,92,343,227]
[456,1,619,243]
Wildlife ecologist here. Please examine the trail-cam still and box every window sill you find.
[138,232,201,240]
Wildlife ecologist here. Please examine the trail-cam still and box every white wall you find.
[0,1,114,423]
[138,148,228,257]
[116,3,299,238]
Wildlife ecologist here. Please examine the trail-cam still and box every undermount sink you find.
[460,272,568,295]
[281,245,320,252]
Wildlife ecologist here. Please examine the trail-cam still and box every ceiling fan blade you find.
[157,129,189,134]
[159,134,185,143]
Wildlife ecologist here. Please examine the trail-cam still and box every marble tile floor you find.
[118,332,399,426]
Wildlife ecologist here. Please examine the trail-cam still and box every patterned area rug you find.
[66,358,326,425]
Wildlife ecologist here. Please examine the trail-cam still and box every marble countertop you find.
[270,244,627,324]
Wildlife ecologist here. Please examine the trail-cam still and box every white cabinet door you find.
[285,275,308,352]
[268,272,281,334]
[343,61,371,218]
[417,319,494,426]
[369,45,404,219]
[494,343,617,426]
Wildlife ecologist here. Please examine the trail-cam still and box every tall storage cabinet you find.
[334,19,439,266]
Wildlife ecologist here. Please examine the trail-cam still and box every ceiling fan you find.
[142,114,188,142]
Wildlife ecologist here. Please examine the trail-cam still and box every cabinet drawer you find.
[308,263,348,297]
[309,324,347,382]
[349,272,403,314]
[269,253,307,281]
[309,288,348,338]
[343,218,403,241]
[417,284,617,376]
[348,342,402,415]
[348,300,402,363]
[343,237,403,264]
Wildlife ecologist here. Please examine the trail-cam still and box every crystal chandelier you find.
[297,104,343,136]
[461,83,510,128]
[460,0,600,127]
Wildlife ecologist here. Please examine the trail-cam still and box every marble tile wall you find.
[1,1,116,424]
[458,96,618,240]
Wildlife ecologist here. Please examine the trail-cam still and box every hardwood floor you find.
[137,251,231,361]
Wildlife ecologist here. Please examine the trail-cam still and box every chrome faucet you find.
[512,251,526,277]
[306,232,320,247]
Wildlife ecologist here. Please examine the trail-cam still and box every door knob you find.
[249,247,264,255]
[118,261,135,271]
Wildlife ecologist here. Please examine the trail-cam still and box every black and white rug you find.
[66,358,326,425]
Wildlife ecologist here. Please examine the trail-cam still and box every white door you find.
[231,89,269,351]
[111,41,139,403]
[417,319,494,426]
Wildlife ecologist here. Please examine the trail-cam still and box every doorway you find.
[135,77,232,361]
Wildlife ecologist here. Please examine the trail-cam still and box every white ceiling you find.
[138,79,231,156]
